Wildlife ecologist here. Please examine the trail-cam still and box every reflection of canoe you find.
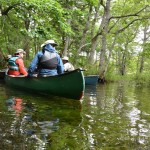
[5,69,85,100]
[84,75,99,85]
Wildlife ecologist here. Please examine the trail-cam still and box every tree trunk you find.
[98,0,111,83]
[63,36,70,57]
[121,51,126,75]
[105,36,117,74]
[139,26,148,73]
[77,6,92,55]
[62,18,71,57]
[88,2,101,64]
[88,37,98,64]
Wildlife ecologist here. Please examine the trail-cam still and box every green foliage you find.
[140,42,150,57]
[0,0,74,59]
[48,125,86,150]
[0,0,150,83]
[105,71,150,86]
[133,73,150,86]
[84,63,99,75]
[83,0,99,6]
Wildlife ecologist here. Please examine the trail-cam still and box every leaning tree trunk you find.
[88,37,98,64]
[98,0,111,83]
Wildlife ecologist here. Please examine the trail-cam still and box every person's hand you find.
[8,75,15,77]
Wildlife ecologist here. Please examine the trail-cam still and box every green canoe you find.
[5,68,85,100]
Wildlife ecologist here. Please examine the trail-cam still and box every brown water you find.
[0,81,150,150]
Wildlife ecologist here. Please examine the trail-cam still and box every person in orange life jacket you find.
[62,56,74,72]
[28,40,64,77]
[8,49,28,76]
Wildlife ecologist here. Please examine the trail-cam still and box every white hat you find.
[15,49,26,54]
[62,56,69,61]
[41,40,57,47]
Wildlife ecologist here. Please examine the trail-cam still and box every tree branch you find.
[109,5,149,20]
[116,17,149,34]
[1,3,21,15]
[100,0,106,9]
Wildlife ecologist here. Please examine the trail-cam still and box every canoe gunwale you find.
[5,68,83,79]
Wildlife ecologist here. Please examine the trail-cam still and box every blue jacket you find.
[28,44,64,76]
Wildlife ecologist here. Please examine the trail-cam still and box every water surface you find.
[0,81,150,149]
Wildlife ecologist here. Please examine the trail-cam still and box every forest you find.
[0,0,150,84]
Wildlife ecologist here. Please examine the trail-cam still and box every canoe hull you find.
[5,69,85,100]
[84,75,99,85]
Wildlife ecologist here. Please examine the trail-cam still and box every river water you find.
[0,80,150,150]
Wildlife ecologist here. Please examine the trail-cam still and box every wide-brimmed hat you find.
[41,40,58,48]
[62,56,69,61]
[15,49,26,54]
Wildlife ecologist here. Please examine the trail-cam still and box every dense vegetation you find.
[0,0,150,84]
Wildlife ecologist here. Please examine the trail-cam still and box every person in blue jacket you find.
[28,40,64,77]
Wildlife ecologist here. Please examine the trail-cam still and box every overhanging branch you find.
[116,17,149,34]
[1,3,21,15]
[109,5,149,20]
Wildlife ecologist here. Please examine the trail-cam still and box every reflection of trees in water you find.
[1,96,82,149]
[126,85,150,148]
[1,83,150,149]
[80,83,150,149]
[3,97,60,149]
[84,85,97,106]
